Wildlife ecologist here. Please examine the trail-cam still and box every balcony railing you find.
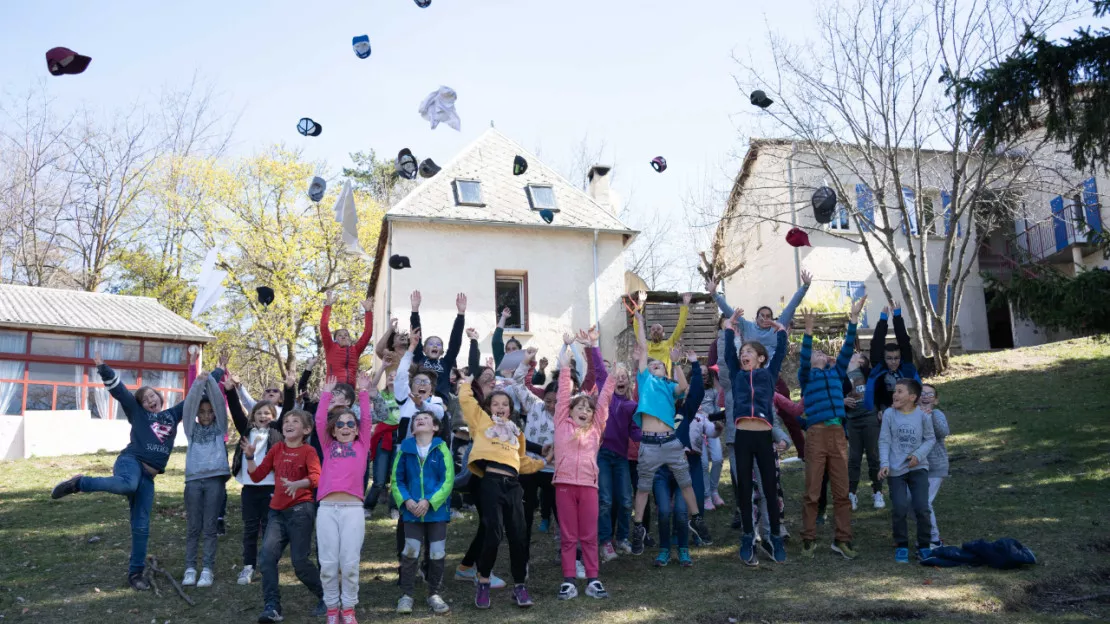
[1012,215,1096,263]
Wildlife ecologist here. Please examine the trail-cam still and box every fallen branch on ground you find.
[145,555,194,606]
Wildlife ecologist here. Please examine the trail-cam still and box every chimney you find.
[587,165,614,215]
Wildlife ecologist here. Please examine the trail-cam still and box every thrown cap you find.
[650,156,667,173]
[750,90,774,109]
[419,158,441,178]
[308,176,326,202]
[785,227,812,247]
[396,148,418,180]
[513,155,528,176]
[256,286,275,306]
[414,0,431,6]
[352,35,371,59]
[45,47,92,76]
[297,118,322,137]
[811,186,837,224]
[539,209,555,224]
[389,254,412,270]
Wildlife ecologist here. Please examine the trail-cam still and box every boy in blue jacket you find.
[798,297,866,561]
[392,411,455,615]
[865,302,921,413]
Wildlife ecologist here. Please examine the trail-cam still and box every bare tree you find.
[725,0,1073,371]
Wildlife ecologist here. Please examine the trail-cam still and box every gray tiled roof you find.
[387,128,634,233]
[0,284,215,342]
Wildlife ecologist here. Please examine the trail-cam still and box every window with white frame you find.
[526,184,557,210]
[454,179,484,206]
[494,271,528,331]
[827,203,851,231]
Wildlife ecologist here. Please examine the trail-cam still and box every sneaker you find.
[428,594,449,614]
[802,540,817,558]
[257,607,284,623]
[678,548,693,567]
[197,568,213,588]
[585,580,608,599]
[653,548,671,567]
[779,524,791,540]
[474,582,491,609]
[704,497,716,511]
[558,582,578,600]
[454,566,506,589]
[832,541,858,560]
[895,547,910,563]
[771,535,787,563]
[127,572,149,591]
[390,509,400,521]
[713,493,726,507]
[217,517,226,537]
[614,539,633,555]
[340,607,359,623]
[312,600,327,617]
[917,547,933,561]
[512,584,534,607]
[689,514,713,546]
[51,475,82,499]
[396,595,414,614]
[740,533,758,566]
[600,541,618,563]
[731,508,743,529]
[575,560,586,580]
[630,523,647,555]
[182,568,197,586]
[539,518,550,533]
[849,492,859,511]
[758,537,775,560]
[873,492,886,509]
[326,607,339,624]
[643,532,656,548]
[237,565,254,585]
[930,540,944,549]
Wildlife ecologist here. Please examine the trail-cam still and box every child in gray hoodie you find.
[919,384,949,548]
[181,361,231,588]
[878,379,935,563]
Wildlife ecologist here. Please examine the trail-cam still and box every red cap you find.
[45,47,92,76]
[786,227,811,247]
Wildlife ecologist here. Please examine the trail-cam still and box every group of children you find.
[49,281,953,621]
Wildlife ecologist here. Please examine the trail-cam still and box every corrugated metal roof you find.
[0,284,215,342]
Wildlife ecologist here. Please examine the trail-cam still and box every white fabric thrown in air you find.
[191,248,227,319]
[332,180,366,256]
[418,86,461,131]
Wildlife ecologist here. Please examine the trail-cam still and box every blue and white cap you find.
[352,35,371,59]
[308,176,326,202]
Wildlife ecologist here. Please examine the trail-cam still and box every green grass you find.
[1,338,1109,623]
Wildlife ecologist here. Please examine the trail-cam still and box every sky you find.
[1,0,1104,289]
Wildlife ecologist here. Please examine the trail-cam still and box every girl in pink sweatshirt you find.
[314,373,375,624]
[553,344,616,602]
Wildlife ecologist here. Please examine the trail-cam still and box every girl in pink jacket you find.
[553,344,616,602]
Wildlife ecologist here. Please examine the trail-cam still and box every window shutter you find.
[941,190,960,237]
[1083,177,1102,234]
[855,183,874,232]
[901,187,918,236]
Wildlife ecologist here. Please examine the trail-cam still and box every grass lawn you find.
[1,338,1108,623]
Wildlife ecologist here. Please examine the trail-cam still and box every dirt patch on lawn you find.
[1010,566,1110,617]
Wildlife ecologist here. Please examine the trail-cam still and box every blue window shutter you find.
[1051,195,1068,251]
[1083,177,1102,234]
[941,190,961,237]
[855,183,874,232]
[927,284,953,324]
[901,187,918,236]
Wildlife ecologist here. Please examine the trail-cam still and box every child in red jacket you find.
[321,291,373,386]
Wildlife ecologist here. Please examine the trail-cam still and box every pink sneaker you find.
[600,541,618,563]
[713,493,726,507]
[326,607,339,624]
[704,498,716,511]
[340,608,358,624]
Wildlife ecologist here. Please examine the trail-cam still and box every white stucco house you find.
[715,139,1108,352]
[367,128,637,362]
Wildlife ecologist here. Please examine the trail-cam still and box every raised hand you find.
[466,327,479,341]
[356,370,372,392]
[587,325,600,346]
[537,357,549,371]
[321,375,338,394]
[802,308,816,335]
[705,276,717,294]
[575,329,590,346]
[240,437,256,458]
[686,349,699,364]
[681,292,692,306]
[223,371,237,391]
[188,345,199,365]
[381,352,395,368]
[410,290,422,312]
[306,356,319,370]
[456,292,467,314]
[801,269,813,286]
[92,343,104,366]
[230,372,242,386]
[850,295,868,324]
[770,319,786,333]
[360,297,374,312]
[325,290,338,307]
[637,290,648,308]
[632,342,644,362]
[557,346,572,370]
[562,332,575,346]
[484,356,494,369]
[670,346,683,363]
[882,305,890,316]
[500,307,512,322]
[524,347,538,364]
[218,351,230,371]
[408,328,422,352]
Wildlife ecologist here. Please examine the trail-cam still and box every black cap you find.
[297,117,322,136]
[513,155,528,176]
[396,148,418,180]
[419,158,441,178]
[811,187,838,224]
[750,90,774,109]
[650,156,667,173]
[539,209,555,224]
[414,0,431,6]
[389,254,412,270]
[256,286,275,306]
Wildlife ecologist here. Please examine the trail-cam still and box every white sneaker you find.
[396,595,414,614]
[181,568,197,586]
[849,492,859,511]
[237,565,254,585]
[197,568,213,588]
[390,509,400,521]
[873,492,886,509]
[558,582,578,600]
[585,579,609,599]
[614,539,633,555]
[575,560,586,580]
[428,594,450,614]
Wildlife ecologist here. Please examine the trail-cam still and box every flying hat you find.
[419,158,441,178]
[352,35,371,59]
[811,186,837,224]
[750,90,774,109]
[513,155,528,176]
[45,47,92,76]
[786,227,812,247]
[539,209,555,224]
[396,148,418,180]
[650,156,667,173]
[389,254,412,270]
[414,0,431,6]
[256,286,275,306]
[308,176,326,202]
[297,118,322,137]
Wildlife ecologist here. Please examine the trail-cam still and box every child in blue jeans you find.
[51,347,220,591]
[878,379,936,563]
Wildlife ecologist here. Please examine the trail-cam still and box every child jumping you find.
[554,334,616,600]
[878,379,936,563]
[51,348,220,591]
[919,383,949,548]
[392,411,455,615]
[320,290,374,386]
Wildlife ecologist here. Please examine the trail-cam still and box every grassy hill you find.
[1,338,1108,623]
